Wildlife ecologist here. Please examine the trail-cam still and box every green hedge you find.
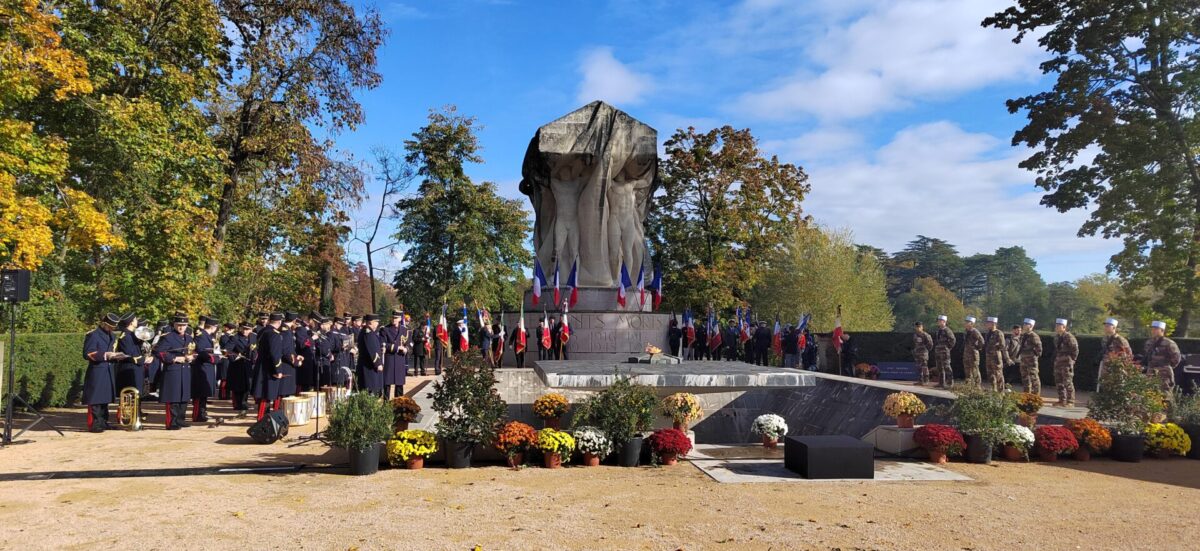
[828,331,1200,391]
[0,333,87,409]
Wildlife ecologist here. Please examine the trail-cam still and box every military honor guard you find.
[115,314,149,406]
[511,317,527,369]
[1097,318,1133,391]
[294,313,316,392]
[315,316,336,388]
[217,322,235,399]
[982,317,1011,391]
[1052,319,1079,407]
[278,312,300,398]
[381,310,409,398]
[82,313,125,432]
[411,318,430,376]
[155,314,195,430]
[358,314,385,395]
[252,313,284,420]
[1017,318,1043,395]
[912,321,933,385]
[1144,320,1181,391]
[961,316,984,388]
[191,317,220,422]
[932,315,956,388]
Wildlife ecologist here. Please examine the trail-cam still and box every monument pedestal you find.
[862,425,922,457]
[500,287,673,362]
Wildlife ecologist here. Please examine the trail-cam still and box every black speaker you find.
[0,270,30,303]
[247,410,289,444]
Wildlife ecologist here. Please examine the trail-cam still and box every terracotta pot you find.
[394,421,409,432]
[672,420,688,432]
[896,414,915,429]
[582,452,600,467]
[405,456,424,470]
[1037,448,1059,462]
[927,448,948,464]
[543,417,561,430]
[506,452,524,469]
[1151,448,1172,460]
[1072,447,1091,461]
[762,436,779,449]
[660,452,678,466]
[543,451,562,468]
[1000,445,1025,461]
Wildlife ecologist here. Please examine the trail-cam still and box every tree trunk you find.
[319,262,333,315]
[366,242,376,314]
[209,166,240,277]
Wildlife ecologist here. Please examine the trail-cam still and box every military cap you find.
[1023,318,1036,326]
[1055,318,1068,326]
[1105,318,1119,327]
[985,317,999,323]
[363,314,380,322]
[965,316,977,323]
[102,312,121,325]
[268,312,284,321]
[937,315,947,321]
[1151,320,1167,330]
[171,314,189,325]
[284,311,299,322]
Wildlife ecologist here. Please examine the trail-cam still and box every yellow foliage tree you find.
[0,0,120,269]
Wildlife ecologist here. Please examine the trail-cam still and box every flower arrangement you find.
[532,393,570,419]
[854,363,880,380]
[751,414,789,439]
[647,428,693,460]
[1034,425,1078,456]
[494,421,538,458]
[535,428,576,461]
[660,393,704,424]
[1089,353,1167,435]
[645,343,662,355]
[386,429,438,464]
[1015,393,1043,416]
[390,396,421,425]
[913,424,966,455]
[882,391,927,419]
[572,426,613,457]
[1000,423,1036,451]
[1145,422,1192,456]
[1065,418,1112,453]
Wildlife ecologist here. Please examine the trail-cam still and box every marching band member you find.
[115,314,151,420]
[82,313,124,432]
[217,322,235,399]
[155,314,195,430]
[226,322,255,417]
[411,318,430,376]
[252,313,285,420]
[315,316,336,388]
[381,310,408,399]
[191,317,220,422]
[278,312,300,401]
[358,314,385,395]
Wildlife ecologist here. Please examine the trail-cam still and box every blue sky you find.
[338,0,1120,283]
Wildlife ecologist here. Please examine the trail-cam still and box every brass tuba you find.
[116,386,142,431]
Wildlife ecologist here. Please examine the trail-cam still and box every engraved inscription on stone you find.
[500,312,669,356]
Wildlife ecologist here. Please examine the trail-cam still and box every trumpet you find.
[116,387,142,431]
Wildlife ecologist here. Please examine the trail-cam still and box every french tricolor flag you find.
[616,262,632,307]
[650,265,663,310]
[552,261,561,307]
[532,258,548,306]
[636,264,646,308]
[566,258,579,308]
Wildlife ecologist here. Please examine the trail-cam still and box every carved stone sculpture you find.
[519,101,659,287]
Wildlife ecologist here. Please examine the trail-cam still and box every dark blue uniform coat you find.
[115,331,146,395]
[225,333,254,394]
[191,331,218,399]
[82,328,117,405]
[154,331,193,403]
[380,324,408,387]
[357,327,384,393]
[252,326,283,402]
[278,327,297,397]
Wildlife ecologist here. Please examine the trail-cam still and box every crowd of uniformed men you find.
[911,315,1181,407]
[81,309,553,433]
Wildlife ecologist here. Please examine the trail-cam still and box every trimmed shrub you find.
[1,333,87,409]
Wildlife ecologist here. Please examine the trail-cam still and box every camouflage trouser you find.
[1149,366,1175,391]
[934,348,952,387]
[1054,361,1074,404]
[985,356,1005,391]
[1020,357,1041,395]
[963,354,981,388]
[915,353,929,384]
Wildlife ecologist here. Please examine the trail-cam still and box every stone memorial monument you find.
[502,102,670,361]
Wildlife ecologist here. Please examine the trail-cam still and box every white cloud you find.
[731,0,1044,121]
[576,47,653,106]
[761,127,865,164]
[801,121,1118,261]
[386,2,427,19]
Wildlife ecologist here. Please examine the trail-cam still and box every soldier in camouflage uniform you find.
[982,317,1011,391]
[1143,320,1181,392]
[912,321,934,385]
[933,315,956,388]
[1052,319,1078,406]
[961,316,984,388]
[1097,318,1133,392]
[1017,318,1043,395]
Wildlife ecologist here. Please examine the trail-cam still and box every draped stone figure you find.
[519,101,659,287]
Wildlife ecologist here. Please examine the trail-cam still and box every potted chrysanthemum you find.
[913,424,965,464]
[882,391,926,428]
[751,413,788,448]
[572,426,612,466]
[1145,422,1192,459]
[660,392,703,432]
[533,393,570,429]
[1033,425,1078,462]
[998,423,1035,461]
[1064,418,1111,461]
[535,428,575,468]
[1015,393,1043,428]
[646,428,692,465]
[390,396,421,432]
[386,429,438,470]
[495,421,538,469]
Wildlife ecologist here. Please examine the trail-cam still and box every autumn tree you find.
[985,2,1200,336]
[209,0,384,277]
[391,107,532,314]
[891,278,973,331]
[649,126,810,312]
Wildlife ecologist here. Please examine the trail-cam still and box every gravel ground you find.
[0,402,1196,551]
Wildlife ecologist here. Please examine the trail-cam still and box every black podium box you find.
[784,435,874,479]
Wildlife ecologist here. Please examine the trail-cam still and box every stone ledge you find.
[534,360,815,390]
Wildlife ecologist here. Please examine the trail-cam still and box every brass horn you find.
[116,386,142,431]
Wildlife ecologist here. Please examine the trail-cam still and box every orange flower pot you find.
[660,452,678,466]
[1037,448,1059,462]
[1072,447,1091,461]
[762,436,778,449]
[928,449,948,464]
[506,452,524,469]
[673,420,688,432]
[543,451,562,469]
[405,457,424,470]
[896,415,915,429]
[1001,445,1025,461]
[582,452,601,467]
